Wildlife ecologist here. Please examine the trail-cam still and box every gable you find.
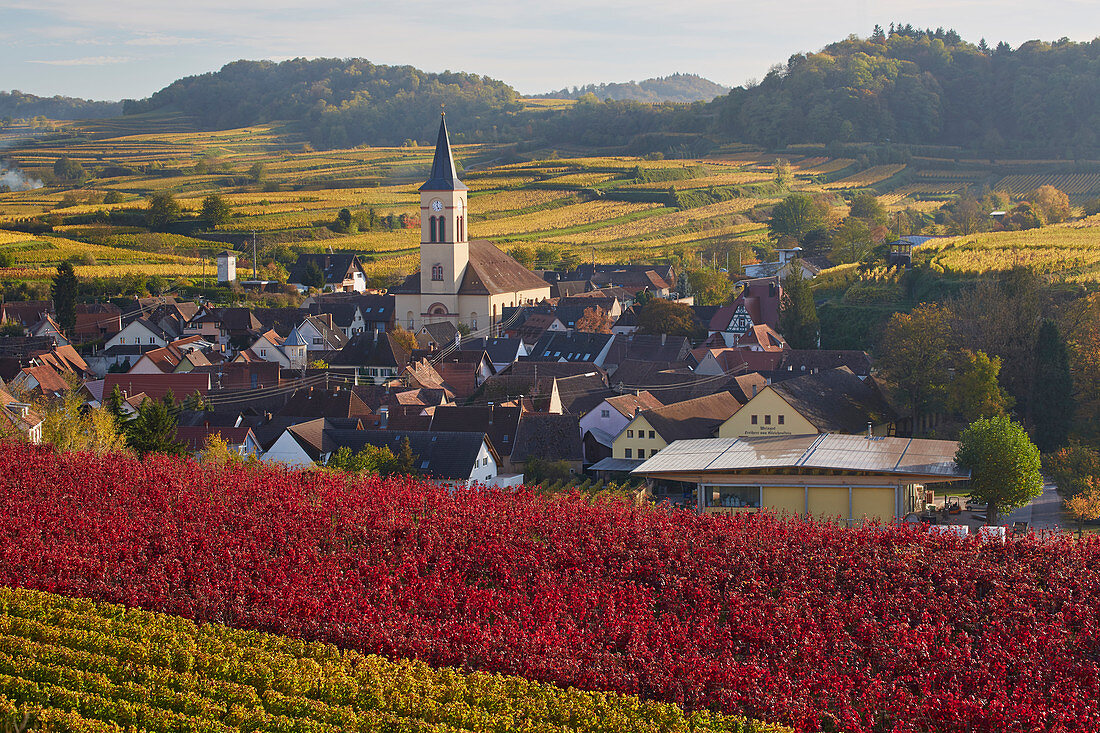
[717,387,816,438]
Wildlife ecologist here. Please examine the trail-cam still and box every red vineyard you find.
[0,441,1098,733]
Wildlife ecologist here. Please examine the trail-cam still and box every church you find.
[391,115,551,335]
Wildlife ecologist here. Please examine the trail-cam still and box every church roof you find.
[390,240,550,297]
[420,113,467,192]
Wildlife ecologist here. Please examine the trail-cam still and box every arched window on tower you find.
[458,216,464,242]
[437,216,446,242]
[431,263,444,281]
[429,216,437,243]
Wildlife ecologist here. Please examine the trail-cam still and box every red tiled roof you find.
[104,373,211,402]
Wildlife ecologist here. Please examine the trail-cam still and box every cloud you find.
[27,55,134,66]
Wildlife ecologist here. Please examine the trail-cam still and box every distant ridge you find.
[0,90,123,120]
[534,74,729,103]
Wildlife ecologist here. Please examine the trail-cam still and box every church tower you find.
[419,113,468,299]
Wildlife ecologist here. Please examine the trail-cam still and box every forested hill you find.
[121,58,523,148]
[113,31,1100,157]
[0,91,123,120]
[710,28,1100,157]
[536,74,730,103]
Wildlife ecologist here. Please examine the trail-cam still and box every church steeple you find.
[420,113,467,192]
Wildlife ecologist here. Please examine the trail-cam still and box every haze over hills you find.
[0,91,123,121]
[534,74,730,103]
[10,28,1100,158]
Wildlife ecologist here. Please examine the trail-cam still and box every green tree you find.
[145,192,181,231]
[955,415,1043,526]
[777,267,819,349]
[877,304,954,433]
[248,161,267,183]
[635,298,703,339]
[848,190,887,224]
[768,193,828,242]
[773,158,793,188]
[50,261,78,336]
[830,217,874,264]
[686,269,732,306]
[1031,320,1075,453]
[947,350,1013,422]
[1003,202,1043,230]
[392,437,418,476]
[200,193,232,227]
[106,385,129,429]
[52,156,85,183]
[301,261,325,289]
[126,395,186,458]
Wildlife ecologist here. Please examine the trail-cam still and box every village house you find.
[610,392,743,465]
[579,391,664,465]
[288,254,369,293]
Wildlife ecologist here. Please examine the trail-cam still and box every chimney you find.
[379,406,389,428]
[867,422,873,439]
[661,333,667,346]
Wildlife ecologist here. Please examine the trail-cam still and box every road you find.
[1003,482,1064,530]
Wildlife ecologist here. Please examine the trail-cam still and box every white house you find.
[236,328,307,370]
[106,318,172,351]
[216,250,237,284]
[578,391,664,464]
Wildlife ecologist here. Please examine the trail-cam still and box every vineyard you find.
[1,442,1099,732]
[0,586,783,733]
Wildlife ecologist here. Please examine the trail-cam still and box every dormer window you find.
[431,264,444,281]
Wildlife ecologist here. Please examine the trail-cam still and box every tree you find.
[507,245,535,269]
[877,304,954,433]
[51,261,78,336]
[1028,185,1071,225]
[1031,320,1075,453]
[773,158,792,188]
[1003,202,1043,230]
[686,269,732,306]
[106,385,129,429]
[778,266,819,349]
[200,194,232,227]
[768,193,828,242]
[199,434,244,467]
[946,195,986,235]
[830,217,874,264]
[39,391,129,456]
[390,326,418,354]
[574,306,612,334]
[126,396,186,458]
[145,192,181,231]
[1043,441,1100,499]
[1064,481,1100,538]
[635,299,703,339]
[955,415,1042,526]
[248,161,267,183]
[301,261,325,289]
[947,350,1013,422]
[327,444,398,474]
[848,190,886,224]
[392,437,418,476]
[52,156,85,183]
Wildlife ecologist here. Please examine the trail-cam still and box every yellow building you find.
[632,433,968,523]
[611,392,742,462]
[718,367,898,439]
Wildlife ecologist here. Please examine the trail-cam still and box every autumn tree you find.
[877,303,954,432]
[1028,185,1071,225]
[686,269,732,306]
[508,245,535,269]
[574,307,612,334]
[39,390,129,456]
[947,350,1013,423]
[848,190,887,225]
[955,415,1043,526]
[389,326,419,354]
[773,158,792,188]
[1043,441,1100,499]
[830,217,874,264]
[778,267,819,349]
[1064,481,1100,538]
[636,299,703,339]
[946,195,986,235]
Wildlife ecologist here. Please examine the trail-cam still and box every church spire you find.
[420,113,467,191]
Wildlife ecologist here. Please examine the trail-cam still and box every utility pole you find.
[251,231,258,280]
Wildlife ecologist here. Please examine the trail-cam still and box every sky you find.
[1,0,1098,101]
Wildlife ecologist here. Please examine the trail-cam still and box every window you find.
[751,415,758,425]
[431,264,444,281]
[470,313,478,330]
[624,448,632,458]
[778,415,785,425]
[437,217,445,241]
[648,430,655,440]
[313,337,323,345]
[429,216,437,243]
[627,430,634,438]
[119,337,125,344]
[637,449,645,459]
[259,349,267,356]
[706,485,762,509]
[149,337,156,344]
[765,414,771,425]
[600,409,610,418]
[502,435,509,443]
[458,215,465,241]
[482,457,488,466]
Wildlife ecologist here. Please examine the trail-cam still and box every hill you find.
[0,90,122,120]
[536,73,730,103]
